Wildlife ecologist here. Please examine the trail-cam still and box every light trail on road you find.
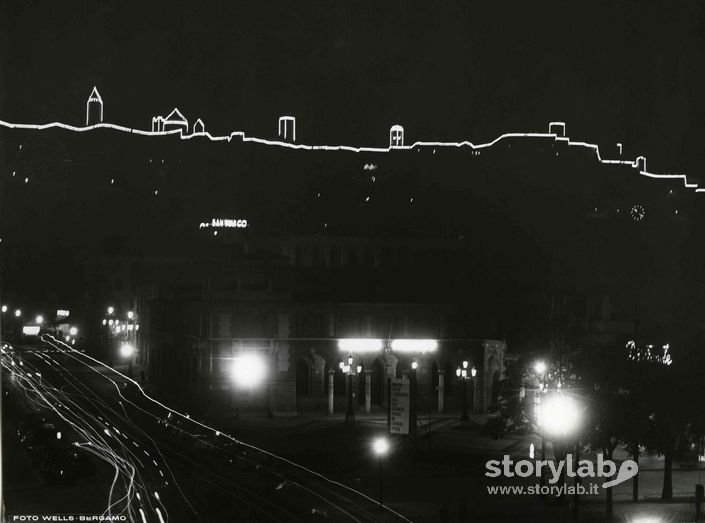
[3,335,412,522]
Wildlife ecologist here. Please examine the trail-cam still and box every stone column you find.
[328,369,335,415]
[437,370,445,413]
[365,370,372,413]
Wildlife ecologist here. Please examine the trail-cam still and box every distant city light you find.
[57,309,70,318]
[69,327,78,336]
[102,319,107,325]
[230,354,267,387]
[35,315,44,324]
[534,361,547,374]
[127,311,134,320]
[107,306,114,315]
[390,339,438,353]
[14,309,21,317]
[338,339,383,353]
[1,305,7,313]
[108,319,114,326]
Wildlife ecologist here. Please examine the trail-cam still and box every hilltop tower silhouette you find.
[86,87,103,126]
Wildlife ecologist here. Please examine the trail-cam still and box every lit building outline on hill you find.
[1,87,702,195]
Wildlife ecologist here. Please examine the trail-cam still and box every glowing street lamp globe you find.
[35,315,44,325]
[120,343,135,358]
[534,361,547,375]
[230,354,267,387]
[373,437,389,456]
[538,394,581,437]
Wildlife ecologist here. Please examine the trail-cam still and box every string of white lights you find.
[1,116,701,194]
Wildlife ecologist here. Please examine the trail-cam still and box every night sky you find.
[2,1,705,173]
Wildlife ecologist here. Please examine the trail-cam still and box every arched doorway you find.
[296,358,312,397]
[371,359,384,405]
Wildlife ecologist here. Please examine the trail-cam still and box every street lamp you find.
[107,306,114,315]
[1,305,7,313]
[471,366,477,412]
[534,360,547,375]
[120,343,134,358]
[35,315,44,325]
[533,360,548,490]
[120,343,135,375]
[340,354,359,423]
[14,309,21,317]
[538,393,582,519]
[229,353,268,418]
[372,437,390,506]
[230,354,267,388]
[456,360,470,421]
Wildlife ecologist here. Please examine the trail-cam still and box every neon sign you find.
[199,219,249,229]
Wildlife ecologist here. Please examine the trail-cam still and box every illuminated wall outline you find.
[2,90,703,195]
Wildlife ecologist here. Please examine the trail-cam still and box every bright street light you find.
[35,315,44,324]
[534,361,547,375]
[14,309,21,317]
[373,437,390,506]
[373,437,389,456]
[230,354,267,387]
[538,393,581,437]
[1,305,7,313]
[69,327,78,336]
[107,306,114,315]
[120,343,135,358]
[127,311,134,320]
